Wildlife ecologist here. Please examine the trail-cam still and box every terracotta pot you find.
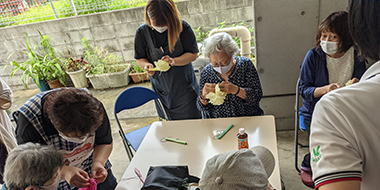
[129,72,150,83]
[47,79,65,89]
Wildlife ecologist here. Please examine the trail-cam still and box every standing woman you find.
[134,0,202,120]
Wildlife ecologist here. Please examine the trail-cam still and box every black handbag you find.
[141,166,200,190]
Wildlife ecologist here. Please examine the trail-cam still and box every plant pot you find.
[47,79,65,89]
[37,79,51,92]
[67,69,89,88]
[129,72,150,83]
[86,64,132,89]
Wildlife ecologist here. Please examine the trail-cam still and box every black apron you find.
[142,26,201,120]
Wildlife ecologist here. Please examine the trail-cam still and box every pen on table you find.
[134,168,145,183]
[217,124,234,139]
[165,137,187,145]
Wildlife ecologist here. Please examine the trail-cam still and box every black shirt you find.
[15,97,112,145]
[134,20,199,60]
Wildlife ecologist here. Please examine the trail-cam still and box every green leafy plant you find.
[193,20,255,48]
[81,37,125,75]
[7,31,67,88]
[130,62,145,73]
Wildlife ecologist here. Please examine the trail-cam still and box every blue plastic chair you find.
[114,86,168,160]
[294,78,309,173]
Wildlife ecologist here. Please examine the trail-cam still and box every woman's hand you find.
[202,83,216,97]
[144,63,156,76]
[219,81,239,94]
[91,162,108,184]
[325,83,340,93]
[314,83,340,98]
[161,55,175,66]
[61,166,90,188]
[351,77,360,84]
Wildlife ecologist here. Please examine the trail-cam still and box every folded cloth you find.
[78,178,97,190]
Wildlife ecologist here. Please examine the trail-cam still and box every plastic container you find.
[237,128,249,149]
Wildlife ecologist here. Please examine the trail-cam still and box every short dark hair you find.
[44,88,105,137]
[349,0,380,60]
[315,11,353,54]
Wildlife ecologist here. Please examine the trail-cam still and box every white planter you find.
[86,64,132,89]
[67,69,89,88]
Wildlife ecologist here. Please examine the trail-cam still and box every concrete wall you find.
[0,0,253,91]
[253,0,348,130]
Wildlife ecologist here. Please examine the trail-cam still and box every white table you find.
[116,115,282,190]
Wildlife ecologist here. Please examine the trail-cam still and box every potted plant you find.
[129,62,150,83]
[64,57,89,88]
[82,38,131,89]
[7,32,67,91]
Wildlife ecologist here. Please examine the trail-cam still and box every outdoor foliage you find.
[0,0,154,27]
[193,21,255,48]
[81,37,125,75]
[131,62,145,73]
[7,31,67,87]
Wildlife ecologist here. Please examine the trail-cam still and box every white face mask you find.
[213,58,234,74]
[152,25,168,33]
[59,132,88,144]
[39,173,61,190]
[320,40,339,55]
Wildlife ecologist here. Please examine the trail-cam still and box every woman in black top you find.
[134,0,201,120]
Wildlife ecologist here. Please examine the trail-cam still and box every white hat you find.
[199,146,275,190]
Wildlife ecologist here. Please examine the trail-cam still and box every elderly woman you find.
[197,32,263,118]
[2,143,63,190]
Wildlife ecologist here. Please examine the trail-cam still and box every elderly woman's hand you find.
[144,63,156,76]
[202,83,216,97]
[161,55,176,66]
[219,81,239,94]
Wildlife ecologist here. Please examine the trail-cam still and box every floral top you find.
[197,56,263,118]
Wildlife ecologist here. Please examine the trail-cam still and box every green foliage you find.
[7,31,67,88]
[0,0,178,27]
[193,20,255,47]
[131,62,145,73]
[81,37,125,75]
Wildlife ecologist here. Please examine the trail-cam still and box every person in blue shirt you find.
[197,32,263,118]
[298,11,366,187]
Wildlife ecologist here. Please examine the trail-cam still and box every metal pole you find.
[70,0,77,16]
[48,0,58,19]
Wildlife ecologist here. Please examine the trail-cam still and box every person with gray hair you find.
[197,32,263,118]
[2,142,63,190]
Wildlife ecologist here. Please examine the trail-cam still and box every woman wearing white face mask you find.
[2,143,63,190]
[14,88,117,190]
[298,11,366,187]
[134,0,201,120]
[197,32,263,118]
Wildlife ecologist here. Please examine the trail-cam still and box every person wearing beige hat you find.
[198,146,275,190]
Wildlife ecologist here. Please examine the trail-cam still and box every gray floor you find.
[10,83,312,190]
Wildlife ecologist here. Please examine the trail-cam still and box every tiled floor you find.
[10,84,312,190]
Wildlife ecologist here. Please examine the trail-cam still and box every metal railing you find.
[0,0,148,27]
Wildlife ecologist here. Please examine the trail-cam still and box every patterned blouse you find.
[196,56,263,118]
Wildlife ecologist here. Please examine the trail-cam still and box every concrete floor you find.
[10,82,312,190]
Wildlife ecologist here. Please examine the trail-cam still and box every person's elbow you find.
[189,53,198,62]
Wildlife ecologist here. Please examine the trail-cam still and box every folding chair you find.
[114,86,168,161]
[294,78,309,173]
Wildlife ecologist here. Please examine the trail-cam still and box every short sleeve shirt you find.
[310,61,380,189]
